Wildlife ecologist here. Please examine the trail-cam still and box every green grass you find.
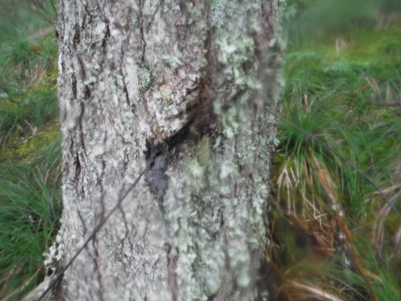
[0,31,58,146]
[0,1,60,299]
[272,3,401,300]
[0,159,61,300]
[0,132,61,300]
[280,21,401,214]
[322,244,401,301]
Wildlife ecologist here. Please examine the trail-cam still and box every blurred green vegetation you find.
[0,0,57,41]
[281,0,401,219]
[273,0,401,299]
[0,1,60,300]
[284,0,401,41]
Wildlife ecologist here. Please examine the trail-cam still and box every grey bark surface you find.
[33,0,284,300]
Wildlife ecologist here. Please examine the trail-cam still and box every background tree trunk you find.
[37,0,284,300]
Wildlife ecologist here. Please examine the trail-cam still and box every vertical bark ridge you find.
[46,0,285,300]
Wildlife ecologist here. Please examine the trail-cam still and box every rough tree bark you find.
[27,0,284,300]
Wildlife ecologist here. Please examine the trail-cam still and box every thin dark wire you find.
[37,108,401,300]
[36,166,149,301]
[266,107,401,219]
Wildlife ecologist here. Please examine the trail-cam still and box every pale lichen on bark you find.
[40,0,285,300]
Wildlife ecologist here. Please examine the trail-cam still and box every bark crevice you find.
[32,0,286,300]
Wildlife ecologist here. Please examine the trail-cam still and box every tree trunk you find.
[29,0,284,300]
